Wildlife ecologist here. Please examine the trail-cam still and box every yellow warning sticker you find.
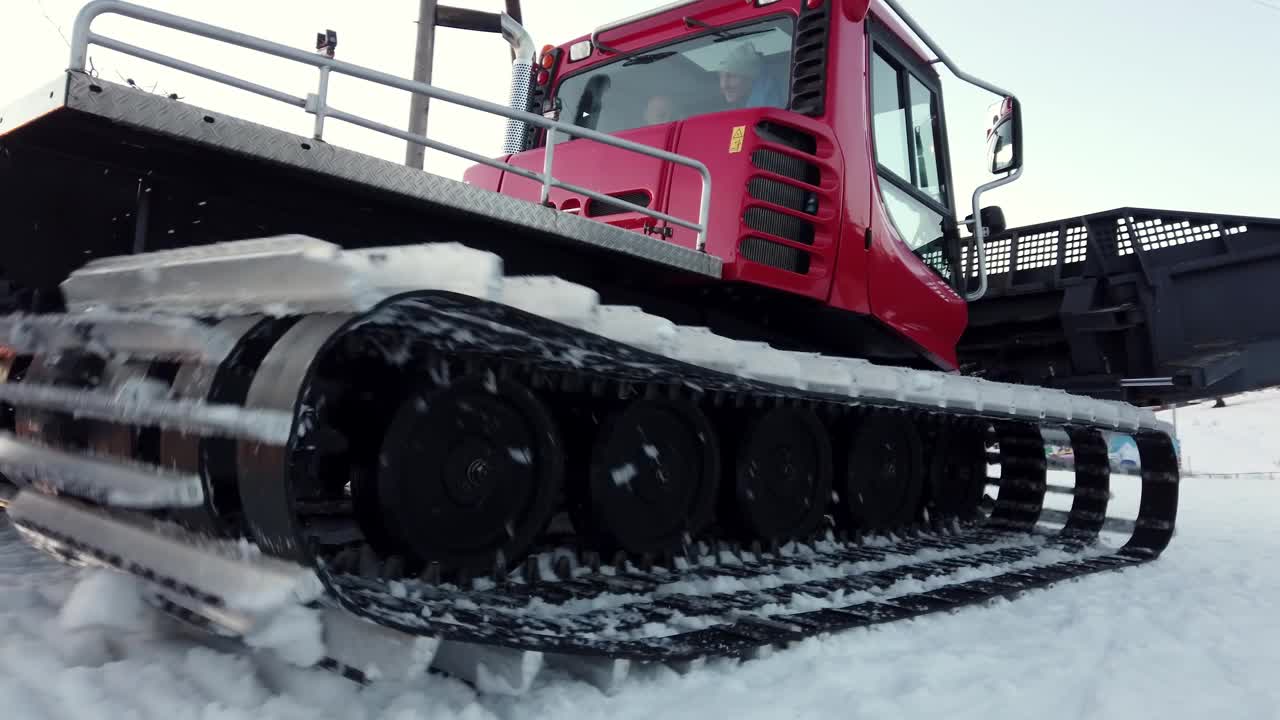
[729,125,746,153]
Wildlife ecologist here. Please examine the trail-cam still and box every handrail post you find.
[68,0,113,70]
[696,168,711,252]
[540,128,557,206]
[309,66,331,140]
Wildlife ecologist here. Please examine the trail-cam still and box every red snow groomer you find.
[0,0,1178,692]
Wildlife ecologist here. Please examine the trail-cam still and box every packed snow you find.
[1158,390,1280,475]
[2,391,1279,718]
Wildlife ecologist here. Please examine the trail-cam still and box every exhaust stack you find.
[500,14,536,154]
[404,4,534,166]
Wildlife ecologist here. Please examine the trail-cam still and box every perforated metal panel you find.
[968,209,1257,286]
[919,245,953,281]
[1115,215,1249,256]
[1064,225,1088,264]
[1015,230,1059,271]
[971,237,1012,277]
[963,207,1280,407]
[502,61,534,154]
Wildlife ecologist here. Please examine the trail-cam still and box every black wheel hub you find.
[928,426,989,519]
[376,374,562,575]
[726,407,833,543]
[575,399,718,555]
[443,442,500,507]
[838,416,924,531]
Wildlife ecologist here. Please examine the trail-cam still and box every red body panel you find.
[829,7,967,368]
[462,162,505,192]
[499,124,675,236]
[472,0,968,370]
[559,2,779,77]
[665,108,843,301]
[821,14,875,317]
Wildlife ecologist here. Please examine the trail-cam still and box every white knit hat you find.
[718,43,763,78]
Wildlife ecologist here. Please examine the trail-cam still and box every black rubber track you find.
[2,288,1181,670]
[270,290,1179,662]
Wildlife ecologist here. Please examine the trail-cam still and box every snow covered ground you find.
[2,393,1279,719]
[1157,388,1280,475]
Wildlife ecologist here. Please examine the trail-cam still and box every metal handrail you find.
[68,0,714,251]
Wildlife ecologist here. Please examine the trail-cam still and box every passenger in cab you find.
[644,94,678,125]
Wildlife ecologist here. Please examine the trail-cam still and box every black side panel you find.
[0,107,702,301]
[0,139,137,306]
[960,207,1280,406]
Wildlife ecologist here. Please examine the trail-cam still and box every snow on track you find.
[2,398,1280,718]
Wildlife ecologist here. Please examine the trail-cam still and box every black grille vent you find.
[745,207,814,246]
[741,237,810,274]
[751,149,820,185]
[586,190,651,217]
[756,122,817,154]
[748,177,813,214]
[790,3,831,117]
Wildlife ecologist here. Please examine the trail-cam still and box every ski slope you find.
[1161,390,1280,475]
[1,394,1278,719]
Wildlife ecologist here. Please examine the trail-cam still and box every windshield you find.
[554,16,794,136]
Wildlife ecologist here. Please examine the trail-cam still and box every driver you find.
[716,43,784,110]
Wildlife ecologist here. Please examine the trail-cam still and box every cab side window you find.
[869,46,952,279]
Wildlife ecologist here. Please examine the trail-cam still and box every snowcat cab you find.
[466,0,1023,371]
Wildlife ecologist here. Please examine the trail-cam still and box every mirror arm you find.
[964,166,1022,302]
[879,0,1018,101]
[879,0,1023,304]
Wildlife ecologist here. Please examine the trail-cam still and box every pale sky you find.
[1,0,1276,227]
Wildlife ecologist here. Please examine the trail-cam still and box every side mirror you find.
[964,206,1007,237]
[985,97,1022,174]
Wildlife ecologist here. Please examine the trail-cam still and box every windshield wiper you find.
[682,17,772,43]
[711,28,771,43]
[621,50,678,66]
